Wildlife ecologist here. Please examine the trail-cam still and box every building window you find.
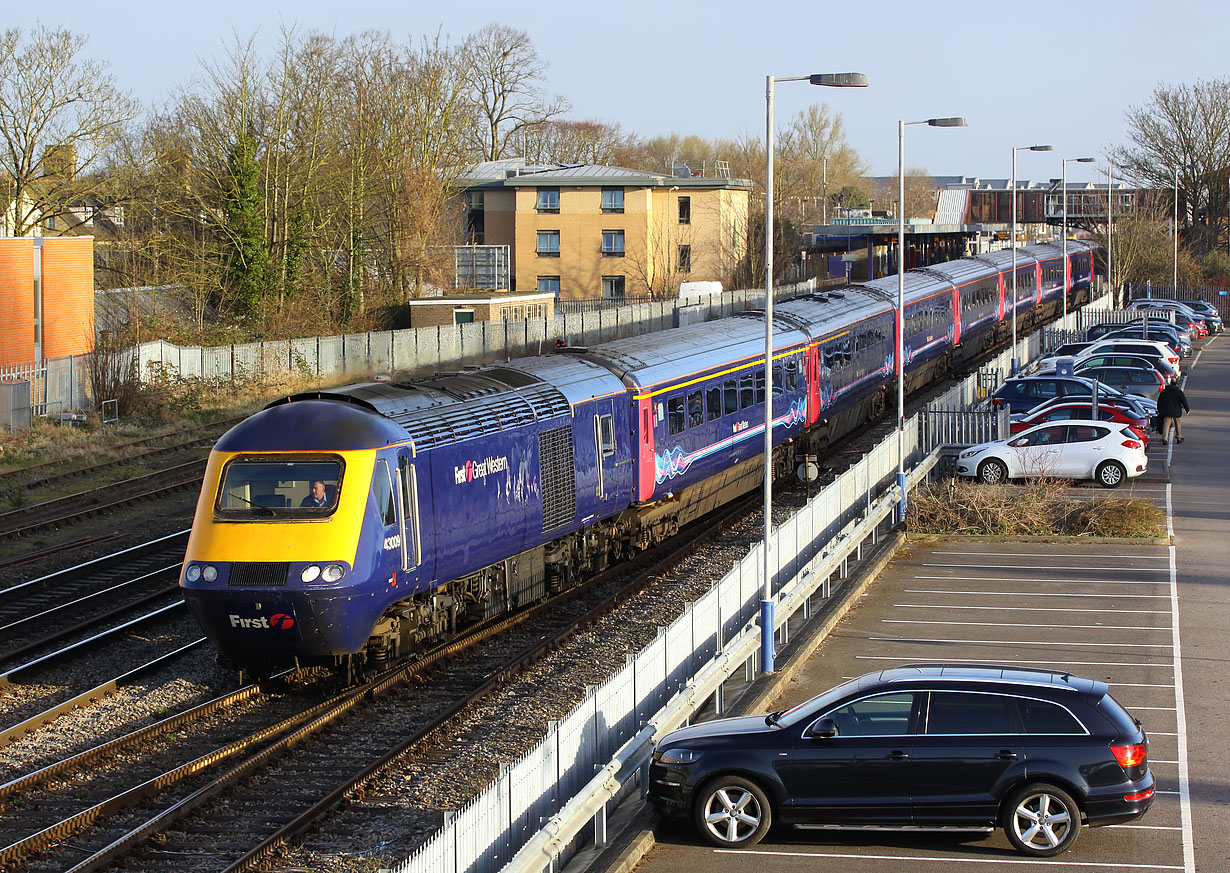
[454,309,475,325]
[678,195,691,225]
[601,187,625,213]
[602,276,625,299]
[678,245,691,273]
[536,187,560,213]
[537,230,560,257]
[537,276,561,298]
[601,230,625,257]
[466,191,484,243]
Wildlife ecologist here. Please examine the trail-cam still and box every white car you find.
[1075,339,1181,379]
[956,421,1148,488]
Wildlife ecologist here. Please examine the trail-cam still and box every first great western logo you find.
[454,455,509,485]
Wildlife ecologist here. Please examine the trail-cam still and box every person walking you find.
[1157,381,1190,445]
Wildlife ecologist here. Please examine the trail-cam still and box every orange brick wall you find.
[40,237,94,358]
[0,238,35,367]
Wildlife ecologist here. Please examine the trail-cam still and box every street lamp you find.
[1061,157,1095,330]
[763,70,866,674]
[1173,164,1180,291]
[1107,161,1115,304]
[897,116,965,521]
[1011,144,1053,373]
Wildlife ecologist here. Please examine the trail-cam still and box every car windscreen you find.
[215,456,344,518]
[776,676,863,726]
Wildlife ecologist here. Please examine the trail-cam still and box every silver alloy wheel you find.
[978,458,1008,484]
[702,785,763,844]
[1010,789,1074,852]
[1096,460,1125,488]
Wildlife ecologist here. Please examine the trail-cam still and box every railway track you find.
[0,493,758,873]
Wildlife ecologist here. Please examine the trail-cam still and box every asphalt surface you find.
[609,335,1225,873]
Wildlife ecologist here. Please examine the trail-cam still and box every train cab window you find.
[668,396,686,435]
[687,390,704,427]
[215,456,343,519]
[724,380,738,415]
[740,375,754,409]
[707,387,722,422]
[374,459,397,526]
[597,414,616,455]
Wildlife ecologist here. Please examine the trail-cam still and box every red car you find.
[1010,400,1152,444]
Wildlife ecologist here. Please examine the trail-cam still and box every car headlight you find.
[185,564,202,582]
[959,448,983,459]
[300,565,321,583]
[201,565,218,582]
[322,563,346,582]
[654,748,703,765]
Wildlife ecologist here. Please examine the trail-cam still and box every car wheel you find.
[693,775,772,848]
[1002,783,1081,857]
[1095,460,1126,489]
[978,458,1008,484]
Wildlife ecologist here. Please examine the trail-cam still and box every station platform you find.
[580,336,1224,873]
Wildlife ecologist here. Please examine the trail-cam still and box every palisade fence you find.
[387,290,1115,873]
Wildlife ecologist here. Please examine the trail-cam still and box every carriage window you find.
[667,396,686,435]
[772,365,785,397]
[785,360,802,392]
[740,375,755,409]
[755,369,766,404]
[374,459,397,526]
[724,380,739,415]
[687,390,704,427]
[598,414,616,455]
[707,387,722,421]
[216,456,344,519]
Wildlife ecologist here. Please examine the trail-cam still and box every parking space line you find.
[916,576,1170,585]
[867,636,1174,649]
[1115,824,1184,831]
[881,620,1175,634]
[1130,705,1177,711]
[1164,482,1195,873]
[932,551,1169,560]
[1110,683,1178,688]
[855,655,1172,669]
[897,602,1169,613]
[923,563,1170,572]
[907,590,1170,600]
[714,849,1184,869]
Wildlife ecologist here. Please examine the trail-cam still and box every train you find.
[180,240,1097,679]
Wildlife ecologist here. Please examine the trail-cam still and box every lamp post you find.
[1061,157,1095,330]
[1107,161,1115,304]
[897,117,965,521]
[1011,144,1052,373]
[1174,164,1180,291]
[763,71,866,674]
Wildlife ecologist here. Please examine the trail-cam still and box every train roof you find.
[908,257,999,285]
[575,314,809,390]
[775,286,896,336]
[858,271,958,304]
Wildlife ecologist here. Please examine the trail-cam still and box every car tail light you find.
[1110,743,1147,768]
[1125,788,1154,802]
[1121,438,1142,449]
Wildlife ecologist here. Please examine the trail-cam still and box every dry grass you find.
[909,477,1165,538]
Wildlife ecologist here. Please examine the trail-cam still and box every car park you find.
[957,420,1147,487]
[648,664,1154,857]
[990,374,1155,416]
[1126,300,1206,337]
[1088,320,1189,354]
[1184,300,1223,331]
[1009,399,1151,443]
[1018,392,1155,425]
[1072,365,1165,401]
[1032,342,1095,371]
[1072,353,1178,384]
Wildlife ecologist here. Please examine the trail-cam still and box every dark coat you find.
[1157,384,1190,418]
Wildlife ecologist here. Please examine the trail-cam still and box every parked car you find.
[1184,300,1222,331]
[648,664,1153,857]
[957,420,1147,487]
[1125,300,1206,337]
[1020,393,1156,430]
[1073,365,1165,402]
[1088,320,1189,355]
[1032,342,1095,372]
[1009,400,1151,444]
[1010,375,1158,420]
[1073,353,1178,384]
[991,374,1154,415]
[1076,339,1181,377]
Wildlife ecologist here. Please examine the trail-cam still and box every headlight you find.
[322,563,346,582]
[300,565,321,583]
[959,448,983,459]
[185,565,202,582]
[654,748,703,765]
[201,565,218,582]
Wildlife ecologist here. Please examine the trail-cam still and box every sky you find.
[11,0,1228,185]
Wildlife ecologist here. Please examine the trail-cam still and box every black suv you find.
[649,664,1153,857]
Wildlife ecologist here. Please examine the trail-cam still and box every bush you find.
[908,478,1165,538]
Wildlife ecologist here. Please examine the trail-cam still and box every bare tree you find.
[0,26,140,236]
[464,24,569,161]
[507,119,632,165]
[871,167,937,220]
[776,104,867,224]
[1113,79,1230,256]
